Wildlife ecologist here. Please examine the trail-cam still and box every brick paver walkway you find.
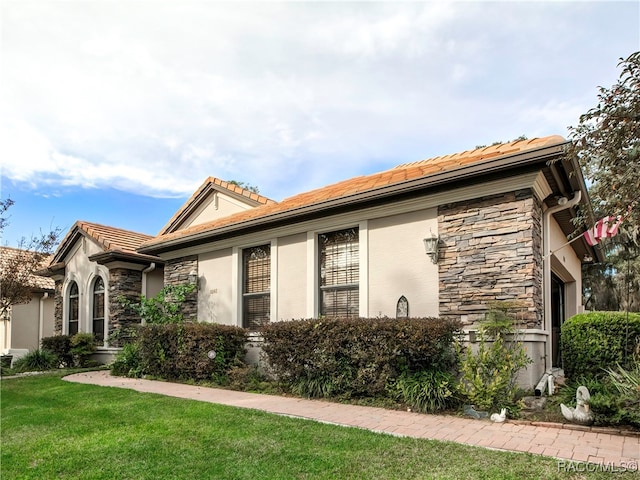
[65,371,639,469]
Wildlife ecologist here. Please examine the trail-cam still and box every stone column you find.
[53,281,63,335]
[438,189,543,329]
[108,268,143,346]
[163,255,198,322]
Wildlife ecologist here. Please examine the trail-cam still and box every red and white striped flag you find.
[584,216,623,246]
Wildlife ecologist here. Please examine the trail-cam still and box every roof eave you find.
[89,250,165,266]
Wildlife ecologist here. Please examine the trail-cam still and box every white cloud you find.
[1,1,638,201]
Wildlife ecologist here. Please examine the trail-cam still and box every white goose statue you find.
[560,386,594,426]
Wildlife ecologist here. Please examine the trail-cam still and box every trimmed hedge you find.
[41,335,73,367]
[261,317,461,398]
[137,323,247,381]
[561,311,640,380]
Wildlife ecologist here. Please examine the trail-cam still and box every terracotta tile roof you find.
[159,177,277,235]
[51,221,155,266]
[0,246,55,290]
[75,221,155,253]
[140,135,566,250]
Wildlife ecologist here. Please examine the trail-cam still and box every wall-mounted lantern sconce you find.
[582,254,593,263]
[423,235,440,264]
[188,269,199,288]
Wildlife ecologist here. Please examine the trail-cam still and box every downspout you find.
[39,292,49,347]
[542,191,581,373]
[141,263,156,326]
[141,263,156,298]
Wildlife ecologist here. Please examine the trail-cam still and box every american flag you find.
[584,215,623,246]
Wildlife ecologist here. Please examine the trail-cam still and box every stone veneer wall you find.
[438,189,543,329]
[164,255,198,322]
[108,268,143,346]
[53,281,63,335]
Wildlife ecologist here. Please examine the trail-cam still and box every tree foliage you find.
[568,51,640,242]
[0,199,61,319]
[226,180,260,194]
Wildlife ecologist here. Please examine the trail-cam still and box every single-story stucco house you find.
[39,135,601,388]
[135,135,602,388]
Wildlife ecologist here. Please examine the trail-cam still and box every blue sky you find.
[1,1,639,247]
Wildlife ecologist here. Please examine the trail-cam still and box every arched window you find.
[68,281,79,335]
[396,296,409,319]
[92,277,105,342]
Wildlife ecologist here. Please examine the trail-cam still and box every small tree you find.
[568,51,640,243]
[0,199,61,319]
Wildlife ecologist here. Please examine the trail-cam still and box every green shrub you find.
[12,349,60,372]
[41,335,73,367]
[456,313,531,413]
[561,311,640,380]
[70,333,97,367]
[261,317,461,399]
[389,369,460,413]
[136,323,247,382]
[111,343,143,378]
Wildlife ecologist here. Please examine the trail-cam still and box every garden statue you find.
[490,408,506,423]
[560,386,594,426]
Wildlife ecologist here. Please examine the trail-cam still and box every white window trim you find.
[88,272,109,343]
[63,276,81,336]
[232,239,278,328]
[307,221,368,318]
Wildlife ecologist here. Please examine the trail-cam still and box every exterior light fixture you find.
[188,269,198,287]
[582,254,593,263]
[423,235,440,264]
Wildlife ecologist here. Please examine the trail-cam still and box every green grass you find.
[1,373,634,480]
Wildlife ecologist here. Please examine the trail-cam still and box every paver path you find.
[65,371,639,470]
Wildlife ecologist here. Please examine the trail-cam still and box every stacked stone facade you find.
[108,268,143,345]
[438,189,543,329]
[164,255,198,321]
[53,281,63,334]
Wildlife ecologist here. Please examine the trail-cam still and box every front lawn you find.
[0,373,633,479]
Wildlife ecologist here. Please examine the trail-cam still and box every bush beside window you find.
[261,317,461,399]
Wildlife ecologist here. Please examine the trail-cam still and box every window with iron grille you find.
[92,277,105,342]
[68,281,79,335]
[319,227,359,318]
[242,244,270,329]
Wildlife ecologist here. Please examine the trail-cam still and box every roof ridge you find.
[393,135,565,169]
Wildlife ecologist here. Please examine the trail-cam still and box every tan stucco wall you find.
[276,233,308,320]
[61,238,109,336]
[368,209,439,318]
[549,216,583,317]
[8,299,38,350]
[145,268,164,298]
[192,208,440,325]
[182,192,255,230]
[42,296,55,339]
[1,294,55,352]
[198,248,234,325]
